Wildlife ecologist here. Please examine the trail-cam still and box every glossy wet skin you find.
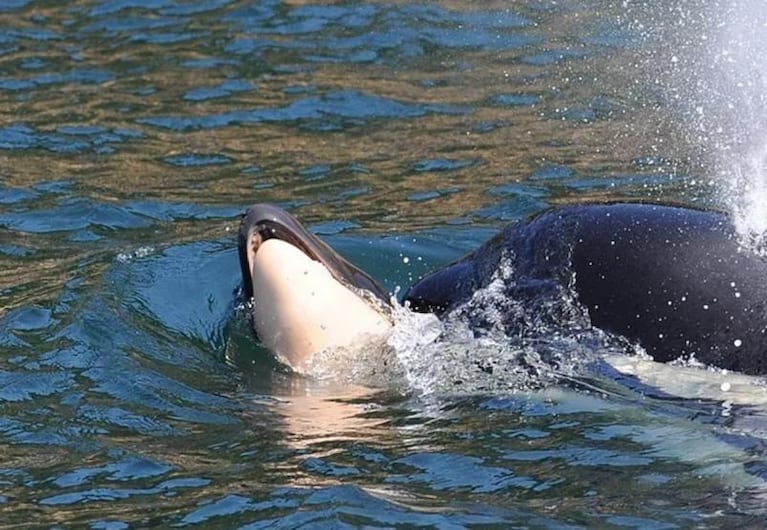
[406,202,767,375]
[238,204,392,370]
[241,202,767,376]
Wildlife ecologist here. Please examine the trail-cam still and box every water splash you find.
[663,1,767,249]
[706,1,767,249]
[731,144,767,252]
[383,254,618,396]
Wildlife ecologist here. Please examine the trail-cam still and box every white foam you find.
[115,246,155,262]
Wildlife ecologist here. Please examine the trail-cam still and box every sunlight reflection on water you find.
[1,0,767,526]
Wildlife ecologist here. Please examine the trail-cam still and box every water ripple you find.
[0,124,141,154]
[391,452,537,492]
[76,405,181,436]
[123,201,240,221]
[0,197,151,233]
[181,493,296,526]
[53,455,173,487]
[0,369,74,402]
[233,485,511,528]
[0,0,759,526]
[138,90,467,131]
[183,79,255,101]
[0,1,30,13]
[39,475,210,507]
[223,3,537,64]
[162,153,234,167]
[411,158,478,173]
[0,69,113,91]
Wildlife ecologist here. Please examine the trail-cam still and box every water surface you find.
[2,0,767,527]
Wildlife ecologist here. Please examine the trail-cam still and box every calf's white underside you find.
[249,238,391,371]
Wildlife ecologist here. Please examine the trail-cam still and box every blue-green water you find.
[2,0,767,527]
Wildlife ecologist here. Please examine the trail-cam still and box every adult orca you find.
[238,204,392,371]
[405,202,767,375]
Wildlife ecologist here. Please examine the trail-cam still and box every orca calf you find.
[238,204,391,371]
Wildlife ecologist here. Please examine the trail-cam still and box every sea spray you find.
[698,1,767,249]
[652,0,767,249]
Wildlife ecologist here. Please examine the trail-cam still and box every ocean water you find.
[2,0,767,527]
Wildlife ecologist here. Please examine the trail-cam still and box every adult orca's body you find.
[405,203,767,375]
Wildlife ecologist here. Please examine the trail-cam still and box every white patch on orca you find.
[249,238,392,372]
[606,353,767,406]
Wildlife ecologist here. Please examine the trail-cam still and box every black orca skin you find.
[405,203,767,375]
